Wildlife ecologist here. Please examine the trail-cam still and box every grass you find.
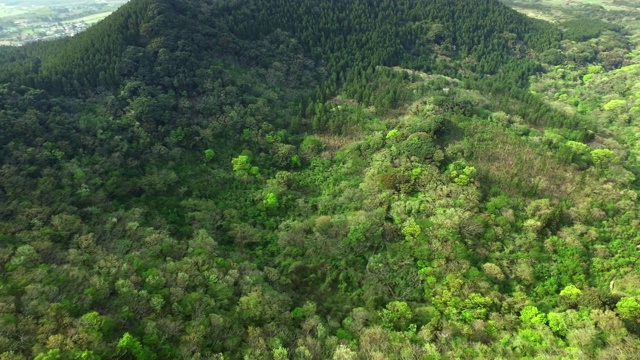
[462,121,580,198]
[508,0,632,22]
[0,7,44,19]
[63,11,114,25]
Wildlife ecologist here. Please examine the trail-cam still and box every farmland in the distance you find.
[0,0,128,45]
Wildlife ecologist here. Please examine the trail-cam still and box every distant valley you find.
[0,0,128,45]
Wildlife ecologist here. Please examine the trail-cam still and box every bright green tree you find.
[380,301,413,330]
[117,333,156,360]
[591,149,617,169]
[204,148,215,161]
[232,154,260,181]
[263,192,279,209]
[616,297,640,320]
[520,305,546,325]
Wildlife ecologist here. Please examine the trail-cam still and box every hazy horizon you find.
[1,0,128,6]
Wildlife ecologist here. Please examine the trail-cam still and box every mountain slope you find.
[2,0,640,359]
[0,0,560,96]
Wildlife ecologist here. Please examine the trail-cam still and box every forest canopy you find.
[1,0,640,359]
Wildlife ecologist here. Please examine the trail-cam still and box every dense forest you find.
[1,0,640,359]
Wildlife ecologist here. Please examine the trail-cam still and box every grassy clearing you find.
[463,121,580,198]
[540,0,628,10]
[511,7,564,23]
[508,0,632,20]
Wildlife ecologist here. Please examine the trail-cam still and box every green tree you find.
[204,149,215,161]
[263,192,279,210]
[117,333,157,360]
[380,301,413,330]
[232,154,260,181]
[401,218,421,241]
[547,312,568,336]
[616,297,640,320]
[591,149,617,169]
[559,284,582,305]
[520,305,546,325]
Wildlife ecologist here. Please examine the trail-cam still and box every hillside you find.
[0,0,560,94]
[1,0,640,359]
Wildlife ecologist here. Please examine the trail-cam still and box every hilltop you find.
[0,0,560,93]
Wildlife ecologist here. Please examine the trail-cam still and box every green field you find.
[0,1,126,21]
[506,0,634,13]
[63,11,113,25]
[0,6,48,19]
